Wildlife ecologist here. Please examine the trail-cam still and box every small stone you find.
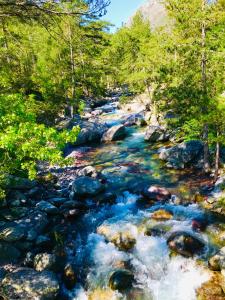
[63,264,77,290]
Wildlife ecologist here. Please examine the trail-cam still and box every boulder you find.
[76,166,98,178]
[142,186,171,202]
[159,140,204,169]
[34,253,57,272]
[0,225,25,242]
[123,113,146,127]
[151,209,173,221]
[167,231,205,257]
[73,120,108,146]
[209,247,225,271]
[101,125,127,142]
[144,125,169,142]
[1,268,59,300]
[36,201,59,215]
[71,176,104,197]
[109,270,134,292]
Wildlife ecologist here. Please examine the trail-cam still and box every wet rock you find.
[101,125,127,142]
[159,140,204,169]
[71,176,104,197]
[208,247,225,271]
[97,225,136,251]
[1,267,59,299]
[191,217,208,232]
[145,224,172,237]
[0,242,21,263]
[0,225,25,242]
[63,264,77,290]
[142,186,171,202]
[145,125,169,142]
[167,231,205,257]
[36,201,59,215]
[76,166,98,178]
[151,209,173,221]
[34,253,57,272]
[109,269,134,292]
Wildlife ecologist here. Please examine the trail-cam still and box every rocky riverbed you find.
[0,95,225,300]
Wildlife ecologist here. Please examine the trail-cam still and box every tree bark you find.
[201,0,210,173]
[214,132,220,182]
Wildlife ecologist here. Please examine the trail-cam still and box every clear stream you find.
[64,103,224,300]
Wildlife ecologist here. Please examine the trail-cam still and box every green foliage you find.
[0,93,79,183]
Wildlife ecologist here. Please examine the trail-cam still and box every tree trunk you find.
[69,23,75,118]
[214,132,220,182]
[201,0,210,173]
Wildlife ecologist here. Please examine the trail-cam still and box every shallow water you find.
[66,104,224,300]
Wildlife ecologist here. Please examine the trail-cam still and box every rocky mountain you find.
[128,0,168,29]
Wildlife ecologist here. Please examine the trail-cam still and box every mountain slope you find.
[128,0,168,29]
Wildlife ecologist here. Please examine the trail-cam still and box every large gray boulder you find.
[145,125,169,142]
[159,140,204,169]
[71,176,105,197]
[1,268,59,300]
[101,125,127,142]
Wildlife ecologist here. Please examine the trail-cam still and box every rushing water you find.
[65,103,224,300]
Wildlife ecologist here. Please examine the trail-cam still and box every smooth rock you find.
[0,225,25,242]
[109,270,134,292]
[101,125,127,142]
[36,201,59,215]
[71,176,104,197]
[167,231,205,257]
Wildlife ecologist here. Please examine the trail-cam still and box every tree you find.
[164,0,225,173]
[0,0,110,19]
